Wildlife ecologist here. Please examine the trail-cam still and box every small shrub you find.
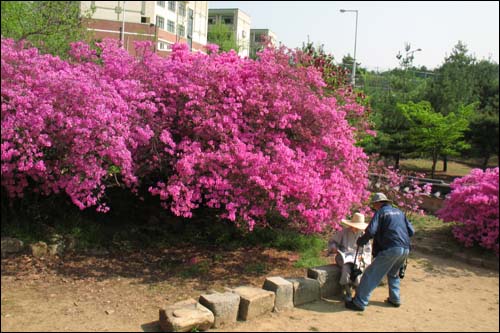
[180,260,210,278]
[437,168,499,255]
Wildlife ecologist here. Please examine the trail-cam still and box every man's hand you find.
[357,233,369,247]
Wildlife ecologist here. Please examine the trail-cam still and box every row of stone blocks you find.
[158,264,342,332]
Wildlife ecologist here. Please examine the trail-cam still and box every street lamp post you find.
[403,48,422,70]
[398,46,422,100]
[340,9,358,87]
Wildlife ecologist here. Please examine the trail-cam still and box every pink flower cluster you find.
[1,38,369,232]
[437,168,499,255]
[367,157,433,215]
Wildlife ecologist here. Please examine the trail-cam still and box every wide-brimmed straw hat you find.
[370,192,392,205]
[341,213,369,230]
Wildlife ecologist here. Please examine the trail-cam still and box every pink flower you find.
[2,37,371,233]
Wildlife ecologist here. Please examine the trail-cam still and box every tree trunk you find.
[482,155,490,170]
[394,153,400,170]
[442,155,447,172]
[431,152,438,179]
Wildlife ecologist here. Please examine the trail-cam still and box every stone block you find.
[159,299,214,332]
[48,233,63,244]
[48,243,64,256]
[286,277,320,306]
[30,241,48,258]
[262,276,294,312]
[232,286,275,321]
[1,237,24,257]
[64,235,77,251]
[199,292,240,328]
[307,264,342,298]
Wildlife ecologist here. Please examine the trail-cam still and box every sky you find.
[209,1,499,71]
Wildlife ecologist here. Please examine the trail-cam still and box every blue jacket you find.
[358,204,414,253]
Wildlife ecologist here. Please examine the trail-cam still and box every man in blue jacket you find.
[345,192,414,311]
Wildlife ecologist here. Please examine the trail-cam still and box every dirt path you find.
[1,251,498,332]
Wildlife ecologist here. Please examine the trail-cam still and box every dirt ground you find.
[1,249,498,332]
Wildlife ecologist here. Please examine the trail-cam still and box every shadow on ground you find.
[141,320,161,332]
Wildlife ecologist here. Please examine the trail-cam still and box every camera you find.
[398,261,407,279]
[350,265,363,282]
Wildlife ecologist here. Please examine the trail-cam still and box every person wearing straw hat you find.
[327,212,372,302]
[345,192,414,312]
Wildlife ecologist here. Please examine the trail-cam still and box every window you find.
[242,30,246,39]
[178,2,186,16]
[208,17,215,25]
[158,42,173,51]
[178,24,185,37]
[156,15,165,29]
[167,20,175,33]
[168,1,176,12]
[157,1,165,7]
[222,16,233,24]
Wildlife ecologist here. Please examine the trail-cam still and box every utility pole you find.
[121,1,126,49]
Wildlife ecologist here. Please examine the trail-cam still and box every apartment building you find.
[80,1,209,56]
[207,8,251,57]
[249,29,277,58]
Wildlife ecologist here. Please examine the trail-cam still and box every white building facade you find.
[80,1,209,55]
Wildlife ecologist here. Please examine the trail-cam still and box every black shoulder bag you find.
[350,246,363,283]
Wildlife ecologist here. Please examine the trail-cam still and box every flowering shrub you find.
[1,39,155,212]
[298,42,374,140]
[369,154,432,215]
[1,38,369,232]
[437,168,499,255]
[367,156,433,215]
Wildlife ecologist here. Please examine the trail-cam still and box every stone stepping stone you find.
[262,276,294,312]
[30,241,48,258]
[1,237,24,257]
[199,291,240,328]
[232,286,275,321]
[307,264,342,298]
[286,277,320,306]
[159,299,214,332]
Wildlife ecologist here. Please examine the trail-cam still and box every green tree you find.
[426,41,478,171]
[207,21,240,53]
[1,1,94,59]
[427,41,477,116]
[400,101,473,178]
[361,44,430,168]
[466,59,499,169]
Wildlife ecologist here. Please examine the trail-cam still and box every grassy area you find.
[1,190,329,269]
[409,213,497,260]
[400,157,499,182]
[292,236,328,268]
[401,158,472,177]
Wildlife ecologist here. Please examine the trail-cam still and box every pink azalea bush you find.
[1,38,370,232]
[298,42,373,141]
[1,39,155,212]
[366,157,433,215]
[437,168,499,255]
